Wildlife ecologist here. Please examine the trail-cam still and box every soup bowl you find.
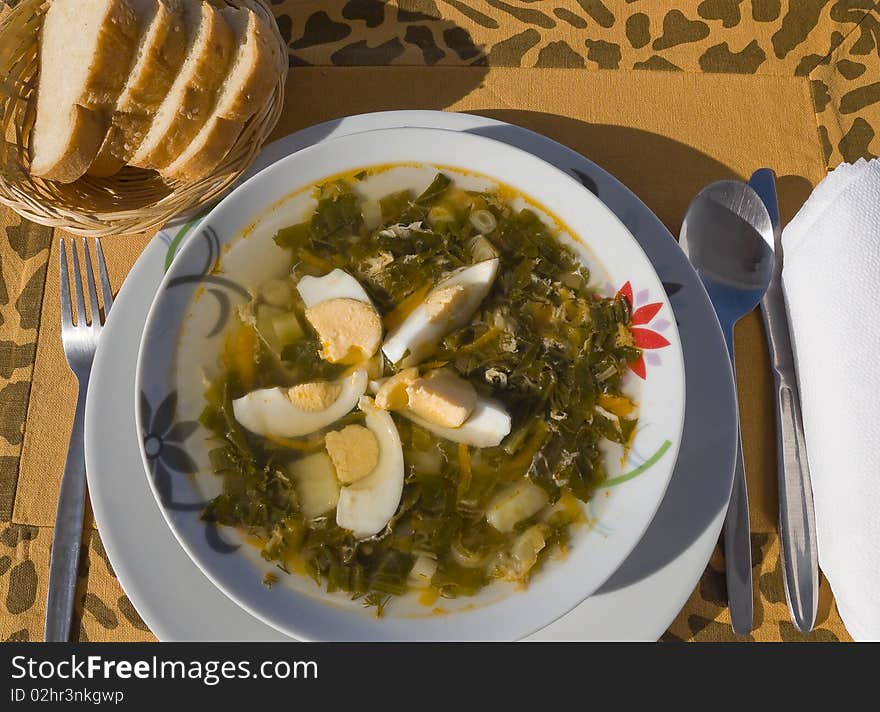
[135,127,686,641]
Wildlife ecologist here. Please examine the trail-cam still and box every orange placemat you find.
[2,0,878,642]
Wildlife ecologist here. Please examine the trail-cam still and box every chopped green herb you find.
[201,172,642,615]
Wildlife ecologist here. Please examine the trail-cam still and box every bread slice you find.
[128,1,235,171]
[30,0,142,183]
[161,7,278,183]
[88,0,188,177]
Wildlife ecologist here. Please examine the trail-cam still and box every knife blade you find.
[750,168,819,633]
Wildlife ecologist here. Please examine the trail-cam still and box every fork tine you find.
[59,240,72,331]
[95,239,113,313]
[70,241,87,328]
[81,239,101,326]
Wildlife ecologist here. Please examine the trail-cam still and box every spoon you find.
[680,181,774,635]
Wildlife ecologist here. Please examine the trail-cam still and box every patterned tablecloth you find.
[1,0,878,642]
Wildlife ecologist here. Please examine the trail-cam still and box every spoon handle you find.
[723,326,754,635]
[725,445,754,634]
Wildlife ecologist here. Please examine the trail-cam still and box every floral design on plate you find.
[140,391,203,513]
[617,281,672,380]
[140,390,238,554]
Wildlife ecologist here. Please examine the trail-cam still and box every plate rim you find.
[85,109,735,641]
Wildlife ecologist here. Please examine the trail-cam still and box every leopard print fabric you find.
[273,0,879,164]
[2,0,875,642]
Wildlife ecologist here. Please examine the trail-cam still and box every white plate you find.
[84,111,736,641]
[135,127,686,642]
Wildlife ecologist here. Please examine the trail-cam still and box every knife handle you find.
[773,377,819,632]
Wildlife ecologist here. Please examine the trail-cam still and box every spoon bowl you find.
[681,181,774,328]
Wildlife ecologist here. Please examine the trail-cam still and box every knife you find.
[750,168,819,633]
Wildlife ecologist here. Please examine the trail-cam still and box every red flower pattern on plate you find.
[616,281,671,380]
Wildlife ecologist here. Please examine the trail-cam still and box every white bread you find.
[88,0,188,177]
[128,0,235,171]
[161,7,278,183]
[30,0,142,183]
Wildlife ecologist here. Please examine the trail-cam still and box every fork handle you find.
[45,377,89,642]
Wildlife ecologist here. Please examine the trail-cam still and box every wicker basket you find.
[0,0,287,236]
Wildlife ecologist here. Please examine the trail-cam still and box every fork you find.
[45,239,114,642]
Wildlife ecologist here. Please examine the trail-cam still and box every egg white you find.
[297,269,373,307]
[400,397,511,448]
[232,370,368,438]
[335,397,406,539]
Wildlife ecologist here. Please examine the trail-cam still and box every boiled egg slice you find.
[402,398,511,448]
[371,367,512,448]
[335,396,405,539]
[297,269,373,306]
[382,258,499,366]
[297,269,383,364]
[232,370,368,438]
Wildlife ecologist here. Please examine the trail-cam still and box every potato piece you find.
[409,555,438,587]
[288,453,339,519]
[259,278,297,309]
[496,524,550,581]
[272,311,305,345]
[486,480,549,533]
[541,491,584,526]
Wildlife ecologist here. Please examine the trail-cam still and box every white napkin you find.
[782,158,880,641]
